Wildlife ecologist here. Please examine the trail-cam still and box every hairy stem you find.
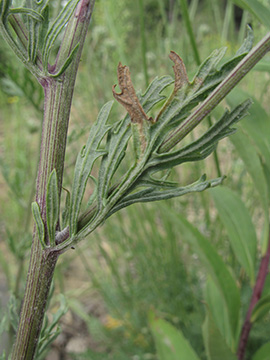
[237,231,270,360]
[11,1,95,358]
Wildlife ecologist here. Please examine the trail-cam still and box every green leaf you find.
[252,342,270,360]
[149,312,200,360]
[227,89,270,175]
[46,169,59,247]
[146,100,251,173]
[70,101,113,235]
[49,43,80,77]
[204,278,234,350]
[61,187,70,229]
[108,175,224,217]
[211,186,257,284]
[229,129,269,253]
[9,8,44,22]
[42,0,80,72]
[202,309,237,360]
[32,201,46,248]
[230,0,270,29]
[251,294,270,323]
[164,210,240,350]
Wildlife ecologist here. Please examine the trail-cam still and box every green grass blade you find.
[230,0,270,29]
[166,209,241,348]
[211,186,257,285]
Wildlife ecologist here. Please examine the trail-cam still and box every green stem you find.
[159,32,270,153]
[221,1,234,42]
[178,0,201,65]
[138,0,149,87]
[11,244,59,359]
[11,1,95,358]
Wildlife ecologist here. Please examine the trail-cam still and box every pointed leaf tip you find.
[32,202,47,249]
[169,51,189,91]
[112,63,152,124]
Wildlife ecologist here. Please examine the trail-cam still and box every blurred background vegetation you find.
[0,0,270,359]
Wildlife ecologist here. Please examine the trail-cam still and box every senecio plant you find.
[1,0,270,358]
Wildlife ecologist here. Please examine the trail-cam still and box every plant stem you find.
[237,230,270,360]
[11,1,95,358]
[11,244,59,359]
[178,0,200,65]
[138,0,149,87]
[159,32,270,153]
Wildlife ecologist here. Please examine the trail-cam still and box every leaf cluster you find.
[0,0,83,79]
[50,30,254,251]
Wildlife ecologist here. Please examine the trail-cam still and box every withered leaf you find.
[154,51,189,123]
[169,51,189,93]
[112,63,152,124]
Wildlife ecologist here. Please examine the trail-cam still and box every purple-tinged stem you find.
[237,230,270,360]
[11,1,95,359]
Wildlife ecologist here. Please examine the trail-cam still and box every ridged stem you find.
[11,1,95,358]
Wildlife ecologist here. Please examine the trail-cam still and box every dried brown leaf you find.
[169,51,189,92]
[112,63,152,124]
[154,51,189,123]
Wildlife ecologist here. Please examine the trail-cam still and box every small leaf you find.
[50,43,80,77]
[70,101,113,235]
[149,312,200,360]
[38,5,49,52]
[46,169,59,247]
[211,186,257,284]
[251,294,270,323]
[9,8,44,22]
[32,201,46,248]
[107,175,224,218]
[61,187,70,229]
